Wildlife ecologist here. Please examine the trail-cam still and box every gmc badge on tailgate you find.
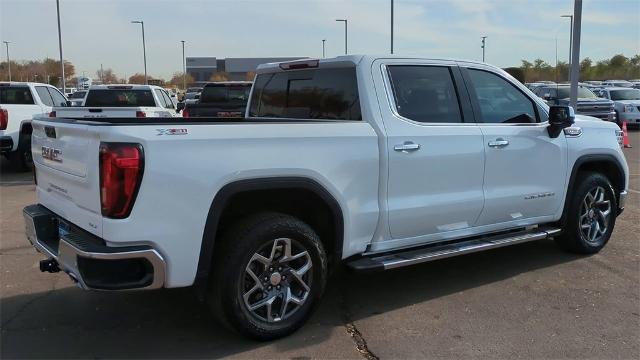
[42,146,62,162]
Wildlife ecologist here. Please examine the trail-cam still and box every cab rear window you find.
[0,87,35,104]
[84,90,155,107]
[249,67,361,120]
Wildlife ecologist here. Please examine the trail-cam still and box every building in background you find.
[186,57,304,85]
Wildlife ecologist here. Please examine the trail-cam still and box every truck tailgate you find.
[31,119,103,237]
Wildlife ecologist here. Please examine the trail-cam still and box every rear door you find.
[376,60,485,248]
[460,66,567,226]
[31,119,103,236]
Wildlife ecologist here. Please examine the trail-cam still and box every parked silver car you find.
[595,87,640,127]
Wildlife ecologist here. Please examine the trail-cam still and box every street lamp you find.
[561,14,573,81]
[322,39,326,58]
[131,20,147,84]
[2,41,10,81]
[181,40,186,90]
[481,36,487,62]
[56,0,65,92]
[335,19,348,55]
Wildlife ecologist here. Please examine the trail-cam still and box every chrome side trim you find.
[348,227,562,271]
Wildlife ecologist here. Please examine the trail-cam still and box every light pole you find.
[481,36,487,62]
[390,0,394,54]
[569,1,582,110]
[181,40,186,90]
[322,39,326,58]
[2,41,10,81]
[131,20,147,84]
[56,0,65,92]
[561,14,573,81]
[335,19,348,55]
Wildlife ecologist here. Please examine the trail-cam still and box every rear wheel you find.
[208,212,328,340]
[555,172,616,254]
[8,134,33,172]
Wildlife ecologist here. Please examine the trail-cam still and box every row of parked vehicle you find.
[525,80,640,128]
[0,80,255,170]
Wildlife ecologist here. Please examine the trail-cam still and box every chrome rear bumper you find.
[23,204,165,290]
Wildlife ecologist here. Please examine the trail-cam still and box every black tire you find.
[208,212,328,340]
[555,172,617,254]
[8,133,33,172]
[615,111,622,128]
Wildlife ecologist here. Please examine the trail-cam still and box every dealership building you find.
[186,57,304,84]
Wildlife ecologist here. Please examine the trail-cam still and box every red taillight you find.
[182,109,189,118]
[0,109,7,130]
[49,111,56,118]
[99,143,144,219]
[136,111,146,118]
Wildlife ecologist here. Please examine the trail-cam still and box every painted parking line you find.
[628,189,640,194]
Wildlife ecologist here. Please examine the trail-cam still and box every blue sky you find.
[1,0,638,79]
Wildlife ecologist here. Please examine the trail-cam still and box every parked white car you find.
[0,82,69,170]
[51,84,179,118]
[24,56,629,340]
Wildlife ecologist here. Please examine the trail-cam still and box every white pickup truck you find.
[1,82,70,170]
[24,56,629,340]
[50,84,179,118]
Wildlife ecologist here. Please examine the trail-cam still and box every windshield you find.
[556,87,597,99]
[200,86,250,103]
[186,87,202,93]
[610,89,640,100]
[84,89,156,107]
[185,92,200,99]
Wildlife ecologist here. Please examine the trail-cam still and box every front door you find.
[380,63,485,246]
[461,67,567,226]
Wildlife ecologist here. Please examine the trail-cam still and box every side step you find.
[347,227,562,272]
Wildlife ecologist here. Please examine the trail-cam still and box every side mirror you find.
[548,105,575,138]
[176,102,185,112]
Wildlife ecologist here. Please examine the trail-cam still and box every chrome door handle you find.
[394,141,421,153]
[488,138,509,148]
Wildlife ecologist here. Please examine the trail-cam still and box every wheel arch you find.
[561,154,625,225]
[195,177,345,285]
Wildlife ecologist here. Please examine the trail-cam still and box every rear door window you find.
[249,67,361,120]
[47,87,69,106]
[35,86,55,106]
[387,65,463,123]
[84,89,156,107]
[153,89,168,108]
[0,86,35,104]
[161,90,175,109]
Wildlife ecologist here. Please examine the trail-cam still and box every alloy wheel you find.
[579,186,612,246]
[241,237,313,323]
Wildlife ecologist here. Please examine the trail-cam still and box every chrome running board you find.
[347,227,562,271]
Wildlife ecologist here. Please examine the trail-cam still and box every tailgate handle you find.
[44,126,56,138]
[88,108,103,113]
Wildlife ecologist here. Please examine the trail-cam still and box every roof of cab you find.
[87,84,163,90]
[255,54,495,74]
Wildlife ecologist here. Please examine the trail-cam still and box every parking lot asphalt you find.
[1,131,638,359]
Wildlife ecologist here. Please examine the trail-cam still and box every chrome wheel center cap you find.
[270,272,282,286]
[588,209,595,219]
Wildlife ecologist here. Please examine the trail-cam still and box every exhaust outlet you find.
[39,258,60,273]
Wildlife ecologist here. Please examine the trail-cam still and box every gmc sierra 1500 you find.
[24,56,629,340]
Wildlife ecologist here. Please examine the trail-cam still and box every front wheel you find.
[555,172,617,254]
[208,213,328,340]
